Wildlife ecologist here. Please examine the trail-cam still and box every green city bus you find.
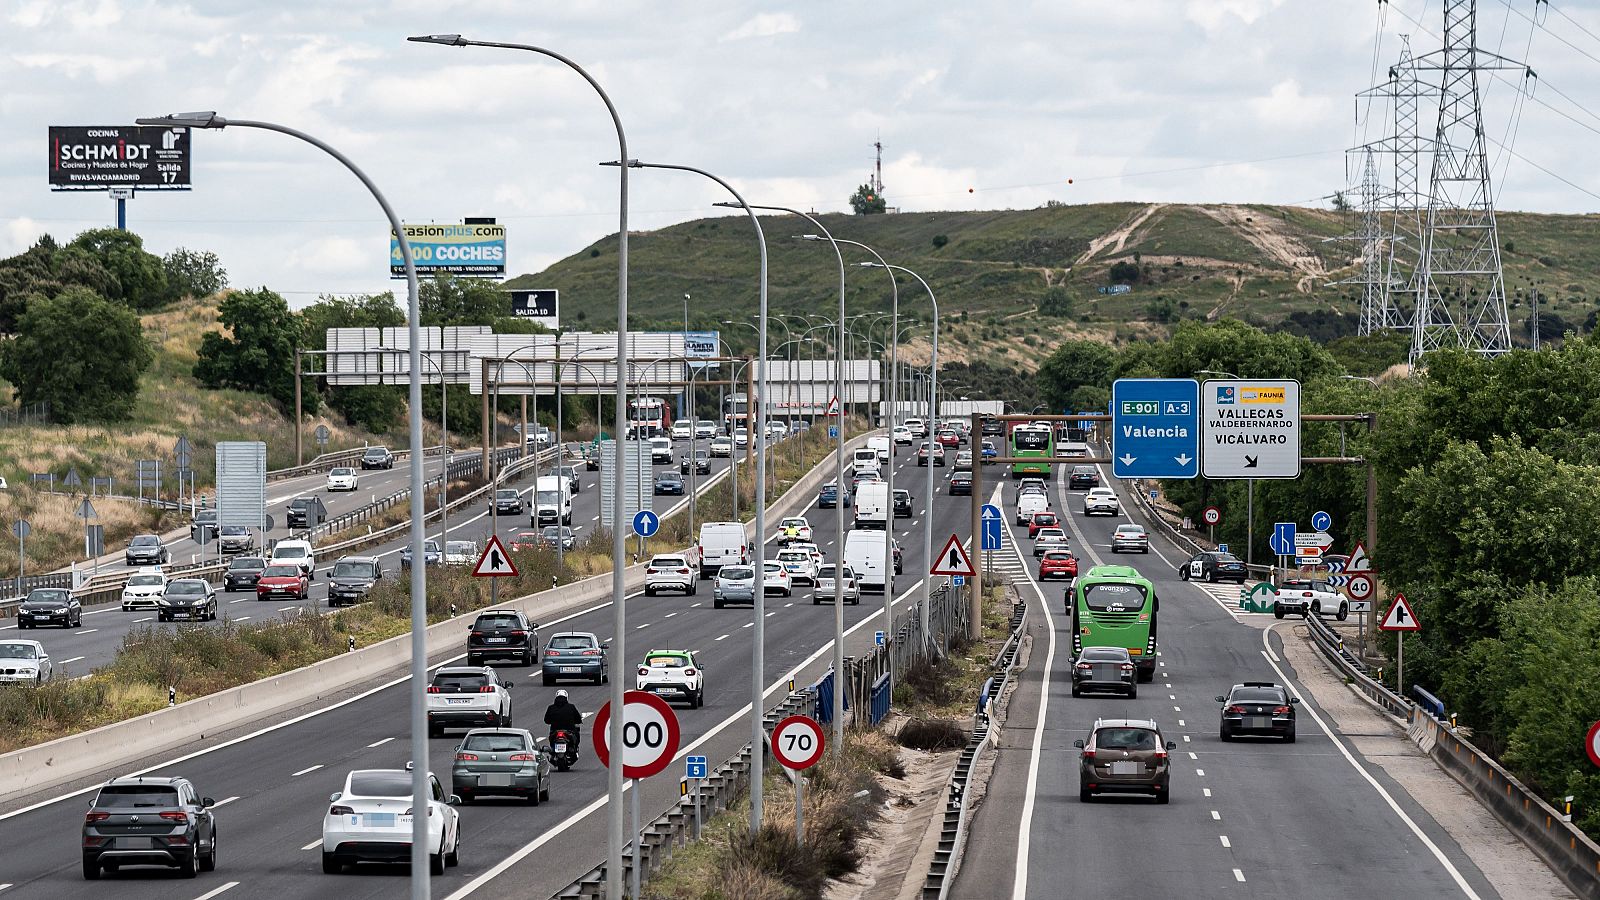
[1009,422,1055,479]
[1070,565,1159,682]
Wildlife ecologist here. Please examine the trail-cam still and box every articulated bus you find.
[1008,422,1055,479]
[628,397,671,437]
[1071,565,1158,682]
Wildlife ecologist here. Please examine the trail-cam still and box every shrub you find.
[932,234,949,249]
[1108,260,1140,283]
[897,717,968,751]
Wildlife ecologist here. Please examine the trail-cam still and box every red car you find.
[510,531,542,552]
[1028,511,1061,538]
[255,563,310,601]
[1039,550,1078,581]
[936,430,962,448]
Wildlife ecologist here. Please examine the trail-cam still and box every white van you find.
[844,529,892,594]
[866,435,892,462]
[532,475,573,526]
[697,521,748,579]
[1016,490,1049,525]
[269,538,316,578]
[852,448,880,477]
[854,483,889,530]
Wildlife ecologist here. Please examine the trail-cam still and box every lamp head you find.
[136,111,223,129]
[407,34,466,46]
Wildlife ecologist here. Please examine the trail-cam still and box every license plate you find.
[1110,761,1142,775]
[32,615,49,620]
[447,698,472,705]
[365,813,397,827]
[1246,717,1269,729]
[486,637,506,643]
[561,666,580,673]
[553,743,567,753]
[116,837,159,849]
[481,773,513,787]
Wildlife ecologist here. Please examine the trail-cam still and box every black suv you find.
[681,450,711,476]
[223,556,267,592]
[328,556,382,607]
[359,446,394,470]
[1217,682,1298,742]
[893,489,913,518]
[493,488,525,515]
[286,496,326,528]
[82,775,217,879]
[18,587,81,628]
[467,609,540,666]
[980,416,1005,436]
[1068,466,1099,489]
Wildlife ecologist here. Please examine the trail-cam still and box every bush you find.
[1038,285,1074,318]
[1108,259,1140,283]
[897,717,968,751]
[932,234,949,249]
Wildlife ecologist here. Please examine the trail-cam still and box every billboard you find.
[390,222,506,278]
[49,125,191,191]
[510,289,559,326]
[685,330,719,370]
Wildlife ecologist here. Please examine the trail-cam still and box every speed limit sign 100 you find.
[593,691,682,779]
[770,715,826,770]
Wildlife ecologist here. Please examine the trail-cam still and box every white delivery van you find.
[698,521,748,579]
[866,435,892,462]
[269,538,316,578]
[854,482,890,530]
[532,475,573,526]
[844,529,893,594]
[1016,490,1049,525]
[852,448,880,477]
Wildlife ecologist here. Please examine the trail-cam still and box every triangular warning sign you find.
[1346,541,1373,573]
[1379,592,1419,632]
[473,534,519,578]
[929,534,977,578]
[824,396,841,417]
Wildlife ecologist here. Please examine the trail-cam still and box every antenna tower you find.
[872,138,885,197]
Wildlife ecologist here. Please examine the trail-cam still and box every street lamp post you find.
[138,110,429,898]
[405,35,633,900]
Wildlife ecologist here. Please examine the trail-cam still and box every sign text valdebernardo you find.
[1209,407,1294,444]
[390,223,507,278]
[49,125,192,191]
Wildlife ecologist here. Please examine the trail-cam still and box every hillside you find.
[504,202,1600,366]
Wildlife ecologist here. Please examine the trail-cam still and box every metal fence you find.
[0,402,49,428]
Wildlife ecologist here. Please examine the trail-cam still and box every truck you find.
[697,521,748,579]
[531,475,572,526]
[854,482,889,530]
[844,529,893,595]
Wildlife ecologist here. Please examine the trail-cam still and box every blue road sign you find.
[686,755,708,779]
[952,575,966,586]
[1311,510,1332,532]
[1218,543,1229,554]
[874,630,886,646]
[633,509,660,538]
[1111,378,1200,479]
[980,504,1003,551]
[1270,522,1296,556]
[828,426,839,440]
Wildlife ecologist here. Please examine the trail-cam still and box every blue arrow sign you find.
[980,503,1002,551]
[686,755,708,779]
[1311,510,1332,532]
[1270,521,1296,556]
[874,630,886,646]
[1218,543,1229,554]
[828,426,839,440]
[632,509,660,538]
[1111,378,1200,479]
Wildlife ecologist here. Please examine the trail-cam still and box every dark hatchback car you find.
[359,446,394,470]
[1217,682,1298,742]
[1071,647,1137,698]
[948,470,974,496]
[286,496,326,529]
[467,609,540,667]
[1075,718,1176,803]
[400,538,442,570]
[82,775,217,879]
[494,489,525,515]
[817,481,851,508]
[18,587,81,628]
[124,534,169,566]
[1181,551,1248,584]
[542,631,608,685]
[1068,466,1100,489]
[681,450,712,476]
[981,417,1005,436]
[328,556,382,607]
[893,489,913,518]
[188,510,218,543]
[223,556,267,592]
[654,472,685,495]
[540,526,577,552]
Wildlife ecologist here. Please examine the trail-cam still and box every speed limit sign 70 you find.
[771,715,826,770]
[1202,506,1221,526]
[594,691,682,779]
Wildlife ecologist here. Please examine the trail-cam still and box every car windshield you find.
[474,614,521,630]
[130,536,159,547]
[261,565,300,578]
[363,449,388,458]
[763,562,784,574]
[536,490,560,506]
[778,551,808,562]
[720,567,754,581]
[1214,554,1242,564]
[1097,727,1158,750]
[542,527,571,540]
[274,546,308,559]
[462,733,529,753]
[651,557,686,568]
[1082,648,1129,662]
[333,561,376,578]
[1073,467,1095,475]
[128,574,164,586]
[432,672,489,692]
[782,519,806,528]
[349,771,411,798]
[221,525,249,535]
[229,558,264,570]
[1282,579,1319,589]
[646,655,688,668]
[331,468,353,476]
[1083,581,1149,612]
[513,532,540,544]
[95,785,179,808]
[194,511,217,522]
[27,590,68,604]
[446,541,475,555]
[1043,551,1074,561]
[657,474,679,482]
[0,644,38,659]
[1034,514,1057,523]
[167,582,204,595]
[549,635,596,650]
[497,490,519,499]
[1115,526,1146,537]
[1232,687,1286,703]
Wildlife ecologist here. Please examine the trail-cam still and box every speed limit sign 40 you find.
[771,715,826,770]
[594,691,682,779]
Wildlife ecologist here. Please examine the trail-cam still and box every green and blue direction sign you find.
[1111,378,1200,479]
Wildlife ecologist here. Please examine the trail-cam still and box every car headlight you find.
[17,668,36,677]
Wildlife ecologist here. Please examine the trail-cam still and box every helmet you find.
[556,689,568,699]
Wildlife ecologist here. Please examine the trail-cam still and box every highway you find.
[0,437,979,898]
[2,441,734,680]
[950,444,1507,900]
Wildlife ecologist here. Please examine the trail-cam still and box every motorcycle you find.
[550,728,580,771]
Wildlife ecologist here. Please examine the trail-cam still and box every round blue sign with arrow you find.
[633,509,660,538]
[1311,510,1332,532]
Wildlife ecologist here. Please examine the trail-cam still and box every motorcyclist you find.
[544,689,583,748]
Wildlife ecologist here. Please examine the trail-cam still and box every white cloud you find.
[721,12,801,42]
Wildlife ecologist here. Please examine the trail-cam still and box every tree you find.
[849,184,886,215]
[193,287,311,413]
[1326,331,1409,376]
[301,293,404,432]
[1331,191,1351,212]
[68,228,167,310]
[419,274,511,326]
[1037,285,1074,318]
[163,248,228,302]
[1158,319,1342,383]
[1036,340,1115,409]
[0,286,152,422]
[1108,260,1140,283]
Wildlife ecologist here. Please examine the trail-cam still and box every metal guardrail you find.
[922,596,1027,899]
[1302,613,1409,718]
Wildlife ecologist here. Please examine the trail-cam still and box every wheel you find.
[459,790,475,804]
[714,600,724,609]
[1079,786,1093,803]
[1285,728,1297,743]
[696,688,706,708]
[540,784,551,802]
[602,669,609,684]
[1179,568,1189,581]
[1336,602,1349,622]
[1207,571,1217,584]
[82,856,101,880]
[543,674,556,687]
[645,587,655,597]
[1272,603,1285,620]
[1156,788,1170,804]
[1220,730,1231,742]
[445,834,461,867]
[178,849,199,878]
[468,655,481,667]
[1071,685,1081,698]
[522,649,534,667]
[689,582,698,596]
[428,724,442,739]
[1310,602,1321,619]
[1128,685,1137,699]
[813,596,821,605]
[158,613,169,622]
[430,853,445,876]
[200,832,217,871]
[501,709,512,727]
[528,781,541,806]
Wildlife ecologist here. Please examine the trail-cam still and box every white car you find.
[649,436,674,464]
[708,436,733,458]
[325,467,359,492]
[905,418,928,438]
[1016,491,1049,525]
[790,542,826,569]
[694,420,717,440]
[636,649,705,708]
[867,435,892,461]
[644,555,698,596]
[670,420,694,441]
[269,539,317,578]
[776,548,819,585]
[443,540,478,567]
[893,424,916,444]
[322,766,461,875]
[734,427,750,448]
[776,516,812,544]
[1273,578,1349,621]
[1084,488,1120,516]
[813,564,860,605]
[761,561,792,597]
[0,640,52,685]
[121,568,169,610]
[426,666,514,736]
[766,421,787,440]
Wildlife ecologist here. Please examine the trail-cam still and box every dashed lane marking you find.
[290,764,323,777]
[367,737,394,748]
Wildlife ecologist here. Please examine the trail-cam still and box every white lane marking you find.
[1188,752,1199,760]
[367,737,394,748]
[1178,719,1185,726]
[229,599,248,604]
[635,623,650,630]
[291,764,323,777]
[1203,788,1212,797]
[715,634,730,641]
[301,838,323,851]
[235,616,252,622]
[1174,706,1181,712]
[211,796,240,808]
[1220,835,1231,848]
[766,611,777,617]
[0,883,12,891]
[690,603,702,608]
[1233,869,1246,883]
[1183,735,1191,743]
[1211,810,1221,820]
[742,622,753,628]
[1257,627,1483,898]
[1196,769,1205,776]
[280,605,299,612]
[1009,481,1059,900]
[74,629,98,635]
[1169,694,1176,700]
[132,616,153,622]
[190,882,240,900]
[591,515,600,522]
[60,656,85,665]
[663,612,678,619]
[784,602,794,608]
[1262,647,1281,663]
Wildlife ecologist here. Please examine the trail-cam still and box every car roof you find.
[1115,524,1146,531]
[1092,717,1160,730]
[168,577,209,585]
[0,639,44,650]
[645,649,691,658]
[435,665,494,676]
[337,555,378,564]
[551,631,599,640]
[103,775,185,787]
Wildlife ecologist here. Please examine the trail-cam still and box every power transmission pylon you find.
[1380,36,1425,335]
[1356,149,1387,334]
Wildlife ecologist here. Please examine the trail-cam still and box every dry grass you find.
[0,488,181,574]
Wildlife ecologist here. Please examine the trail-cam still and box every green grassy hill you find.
[505,202,1600,366]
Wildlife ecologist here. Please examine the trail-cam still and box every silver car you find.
[713,565,757,609]
[451,728,552,805]
[813,564,860,605]
[0,640,52,685]
[1111,524,1150,554]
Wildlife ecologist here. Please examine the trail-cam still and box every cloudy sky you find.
[4,0,1598,303]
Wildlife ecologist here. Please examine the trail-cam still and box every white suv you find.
[322,766,461,875]
[1273,578,1348,621]
[636,649,705,708]
[776,548,819,585]
[121,568,168,611]
[644,555,698,596]
[670,420,694,441]
[1083,488,1120,516]
[426,666,514,737]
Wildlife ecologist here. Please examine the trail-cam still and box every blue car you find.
[817,481,852,509]
[400,539,442,570]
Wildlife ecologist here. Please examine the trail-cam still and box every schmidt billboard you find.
[391,222,506,278]
[49,125,192,190]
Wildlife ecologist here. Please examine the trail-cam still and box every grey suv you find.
[1075,718,1176,803]
[328,556,382,607]
[125,534,169,566]
[360,446,394,469]
[82,775,217,879]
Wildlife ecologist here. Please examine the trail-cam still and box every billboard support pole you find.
[116,197,126,230]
